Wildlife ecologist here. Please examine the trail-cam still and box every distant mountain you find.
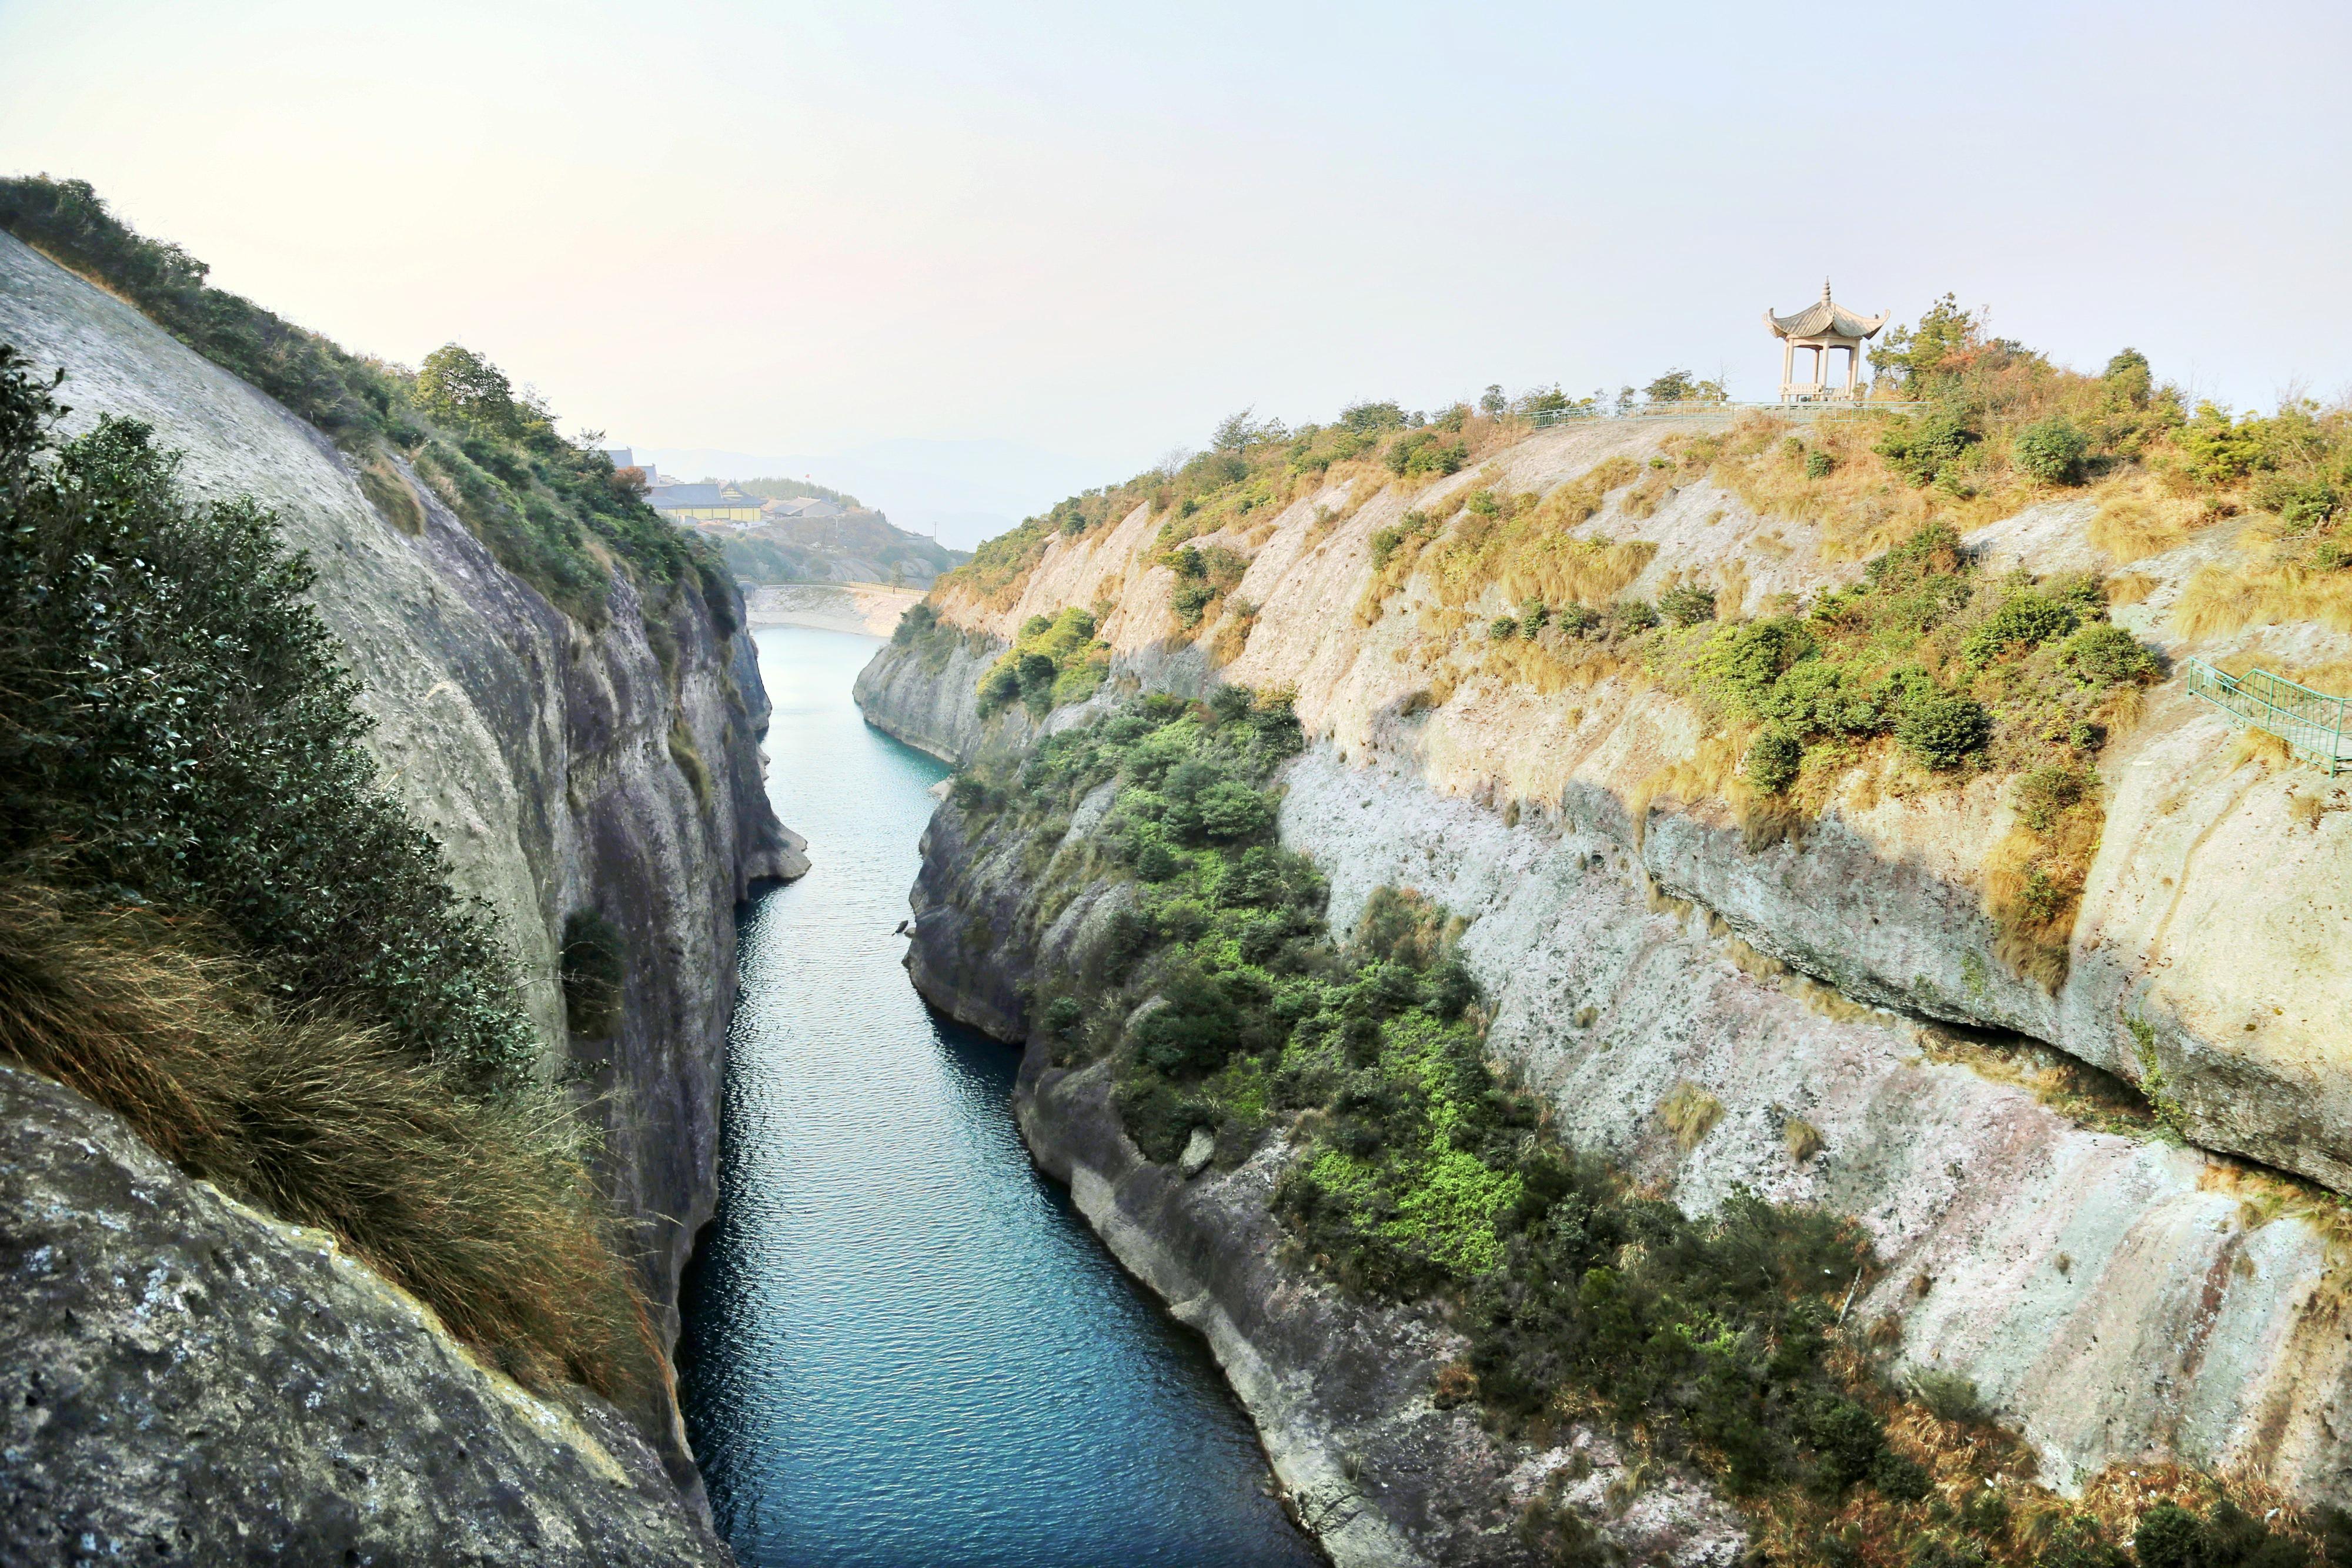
[629,437,1105,551]
[707,507,968,590]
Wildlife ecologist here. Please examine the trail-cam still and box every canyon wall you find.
[858,414,2352,1546]
[1,232,799,1553]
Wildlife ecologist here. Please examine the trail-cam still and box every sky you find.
[5,1,2350,541]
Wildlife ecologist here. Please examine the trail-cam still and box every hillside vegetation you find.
[0,336,649,1389]
[0,175,729,631]
[713,506,966,589]
[951,688,2350,1568]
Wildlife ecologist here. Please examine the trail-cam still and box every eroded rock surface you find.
[860,416,2352,1523]
[0,1064,731,1567]
[904,790,1750,1568]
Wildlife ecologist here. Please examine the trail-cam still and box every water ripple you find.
[680,628,1320,1568]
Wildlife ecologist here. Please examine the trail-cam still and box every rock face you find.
[860,418,2352,1525]
[0,1064,732,1567]
[904,797,1748,1568]
[1,234,800,1544]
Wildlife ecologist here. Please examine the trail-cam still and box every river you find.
[679,626,1321,1568]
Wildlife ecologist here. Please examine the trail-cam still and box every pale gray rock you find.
[0,1063,731,1567]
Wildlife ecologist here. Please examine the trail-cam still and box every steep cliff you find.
[861,410,2352,1547]
[905,787,1748,1567]
[0,226,797,1549]
[0,1064,731,1567]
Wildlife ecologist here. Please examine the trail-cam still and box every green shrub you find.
[2014,417,2090,484]
[1745,728,1804,794]
[1490,614,1519,640]
[1518,599,1550,638]
[0,356,534,1088]
[1698,617,1819,711]
[1043,995,1084,1034]
[2058,623,2159,686]
[1658,582,1718,626]
[1805,449,1836,480]
[1555,602,1601,637]
[2133,1500,2307,1568]
[1961,590,2080,666]
[1907,1367,1986,1423]
[977,604,1110,717]
[1875,408,1981,487]
[1898,693,1993,770]
[1609,598,1660,634]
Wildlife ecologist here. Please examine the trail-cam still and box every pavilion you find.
[1765,282,1889,402]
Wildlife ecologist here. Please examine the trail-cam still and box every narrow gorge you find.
[855,394,2352,1566]
[9,168,2352,1568]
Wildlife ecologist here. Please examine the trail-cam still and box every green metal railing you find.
[1524,399,1929,429]
[2184,657,2352,774]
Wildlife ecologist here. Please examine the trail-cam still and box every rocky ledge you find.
[0,1064,731,1567]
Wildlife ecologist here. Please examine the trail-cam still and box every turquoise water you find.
[679,626,1320,1568]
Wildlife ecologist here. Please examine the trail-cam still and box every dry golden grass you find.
[1658,1080,1725,1150]
[0,882,653,1399]
[2283,659,2352,696]
[1716,556,1750,620]
[1983,803,2099,992]
[1475,637,1626,696]
[1783,1116,1823,1162]
[358,454,426,536]
[1205,606,1257,668]
[2104,570,2157,606]
[2087,474,2203,562]
[2174,556,2352,638]
[2227,726,2295,772]
[1700,413,1975,563]
[1631,727,1749,844]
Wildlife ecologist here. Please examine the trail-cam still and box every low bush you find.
[975,606,1111,718]
[1746,728,1804,794]
[1899,692,1994,770]
[2014,417,2090,484]
[1659,582,1718,626]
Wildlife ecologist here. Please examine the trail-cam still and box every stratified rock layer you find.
[904,793,1750,1568]
[860,416,2352,1528]
[0,1064,731,1567]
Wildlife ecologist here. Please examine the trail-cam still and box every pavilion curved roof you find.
[1765,280,1888,340]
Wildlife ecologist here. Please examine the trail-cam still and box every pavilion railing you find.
[1525,399,1930,428]
[2184,657,2352,775]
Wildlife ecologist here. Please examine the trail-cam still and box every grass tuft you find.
[0,882,653,1398]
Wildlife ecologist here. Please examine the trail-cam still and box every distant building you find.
[647,482,764,523]
[764,496,844,520]
[1764,280,1888,403]
[600,446,659,486]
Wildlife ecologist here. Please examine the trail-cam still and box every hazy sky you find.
[5,0,2349,517]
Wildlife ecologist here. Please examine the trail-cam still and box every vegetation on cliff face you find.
[0,347,649,1396]
[956,688,2341,1567]
[938,396,1559,616]
[0,175,722,629]
[976,606,1113,718]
